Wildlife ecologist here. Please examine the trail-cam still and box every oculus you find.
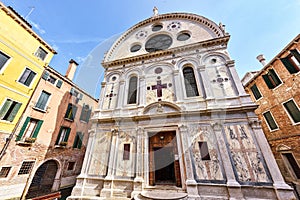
[177,32,191,41]
[130,44,142,52]
[152,24,163,32]
[145,34,172,52]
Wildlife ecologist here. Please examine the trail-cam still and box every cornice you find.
[102,36,230,68]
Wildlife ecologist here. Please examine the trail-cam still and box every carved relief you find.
[189,125,224,181]
[88,132,112,175]
[116,131,136,177]
[224,124,271,183]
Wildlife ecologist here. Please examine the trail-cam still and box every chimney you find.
[256,54,266,66]
[65,59,78,81]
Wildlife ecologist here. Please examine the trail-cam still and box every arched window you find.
[183,67,199,97]
[127,76,138,104]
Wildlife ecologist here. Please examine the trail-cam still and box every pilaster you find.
[198,65,213,99]
[211,122,245,200]
[179,125,200,199]
[249,120,295,200]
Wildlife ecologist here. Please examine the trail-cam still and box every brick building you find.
[0,60,98,199]
[242,34,300,198]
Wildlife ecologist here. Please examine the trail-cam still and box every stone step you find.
[134,190,188,200]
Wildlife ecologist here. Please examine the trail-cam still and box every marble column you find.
[139,76,146,106]
[132,127,144,197]
[80,129,96,176]
[211,122,245,200]
[198,65,213,99]
[179,125,200,198]
[250,120,295,200]
[106,128,119,178]
[173,69,183,101]
[99,82,106,109]
[116,79,125,109]
[226,60,247,96]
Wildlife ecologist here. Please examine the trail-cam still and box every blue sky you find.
[2,0,300,97]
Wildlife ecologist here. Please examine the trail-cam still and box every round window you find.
[145,34,172,53]
[130,44,141,52]
[177,32,191,41]
[152,24,163,32]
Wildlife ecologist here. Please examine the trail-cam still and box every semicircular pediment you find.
[104,13,227,63]
[143,101,181,115]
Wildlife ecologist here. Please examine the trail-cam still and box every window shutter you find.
[290,49,300,63]
[269,69,281,85]
[42,71,49,80]
[32,120,43,138]
[78,133,83,149]
[72,106,78,120]
[7,102,21,122]
[0,99,12,119]
[63,128,71,142]
[87,108,92,122]
[78,93,83,100]
[55,127,63,145]
[70,88,75,95]
[263,111,278,130]
[24,71,36,86]
[65,104,72,118]
[281,57,298,74]
[79,104,85,121]
[56,80,63,88]
[250,84,262,100]
[16,117,30,141]
[284,100,300,123]
[262,74,274,89]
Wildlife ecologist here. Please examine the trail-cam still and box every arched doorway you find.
[26,160,58,199]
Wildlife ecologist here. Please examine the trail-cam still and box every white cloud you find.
[28,20,46,35]
[75,56,86,63]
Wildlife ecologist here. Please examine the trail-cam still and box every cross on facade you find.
[151,80,167,97]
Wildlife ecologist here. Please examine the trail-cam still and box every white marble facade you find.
[69,12,295,200]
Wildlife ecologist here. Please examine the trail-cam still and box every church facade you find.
[70,11,295,200]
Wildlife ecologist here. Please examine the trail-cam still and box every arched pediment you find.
[143,101,181,115]
[104,13,227,63]
[276,144,292,152]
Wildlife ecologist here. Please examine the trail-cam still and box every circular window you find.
[152,24,163,32]
[155,67,163,74]
[145,34,172,53]
[130,44,141,52]
[177,32,191,41]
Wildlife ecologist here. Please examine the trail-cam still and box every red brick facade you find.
[243,34,300,198]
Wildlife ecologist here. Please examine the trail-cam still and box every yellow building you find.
[0,3,56,150]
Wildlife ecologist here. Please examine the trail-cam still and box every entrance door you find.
[149,131,181,186]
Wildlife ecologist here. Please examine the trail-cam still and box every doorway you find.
[149,131,181,187]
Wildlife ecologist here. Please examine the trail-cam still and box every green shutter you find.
[281,57,298,74]
[7,102,21,122]
[63,128,71,142]
[16,117,30,141]
[269,69,281,85]
[55,127,63,145]
[291,49,300,63]
[32,120,43,138]
[262,74,274,89]
[56,80,63,88]
[86,109,92,122]
[78,93,83,100]
[72,106,78,120]
[42,71,49,80]
[78,133,83,149]
[0,99,12,119]
[65,104,72,118]
[79,104,85,121]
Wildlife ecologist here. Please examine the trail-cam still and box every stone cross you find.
[151,80,167,98]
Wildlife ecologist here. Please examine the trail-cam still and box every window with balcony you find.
[16,117,43,142]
